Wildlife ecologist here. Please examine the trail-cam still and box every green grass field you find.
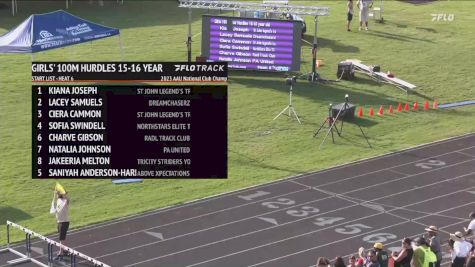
[1,0,474,244]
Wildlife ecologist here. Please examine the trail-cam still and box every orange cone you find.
[358,107,364,117]
[413,101,419,110]
[404,103,410,111]
[424,101,429,110]
[378,105,384,116]
[433,100,438,109]
[397,103,402,112]
[369,107,375,116]
[389,105,394,114]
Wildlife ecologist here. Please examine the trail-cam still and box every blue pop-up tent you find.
[0,10,120,54]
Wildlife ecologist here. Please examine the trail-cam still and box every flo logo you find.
[39,30,54,38]
[431,14,455,22]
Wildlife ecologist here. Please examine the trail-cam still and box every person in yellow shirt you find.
[50,188,70,260]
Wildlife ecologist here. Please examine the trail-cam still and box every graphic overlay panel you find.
[32,62,227,179]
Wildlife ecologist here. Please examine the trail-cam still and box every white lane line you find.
[456,151,475,158]
[122,178,475,267]
[387,169,411,176]
[304,219,466,267]
[53,156,475,252]
[316,159,475,196]
[313,187,470,221]
[92,159,474,257]
[20,158,475,267]
[308,145,475,189]
[289,180,314,189]
[22,133,475,247]
[246,204,473,267]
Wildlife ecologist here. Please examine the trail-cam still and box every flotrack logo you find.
[431,14,455,22]
[174,64,225,72]
[39,30,54,38]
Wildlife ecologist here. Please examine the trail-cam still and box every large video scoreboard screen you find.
[202,15,302,72]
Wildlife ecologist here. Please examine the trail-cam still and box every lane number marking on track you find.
[286,206,320,217]
[238,190,271,201]
[335,223,372,234]
[313,217,345,227]
[415,160,446,169]
[261,198,296,209]
[363,233,398,243]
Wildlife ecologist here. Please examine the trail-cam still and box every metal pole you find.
[7,224,10,248]
[311,16,318,81]
[187,7,192,62]
[11,0,14,16]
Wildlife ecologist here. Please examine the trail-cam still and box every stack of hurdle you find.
[0,220,110,267]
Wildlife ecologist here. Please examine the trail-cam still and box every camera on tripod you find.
[286,76,297,86]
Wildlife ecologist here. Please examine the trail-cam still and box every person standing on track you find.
[50,189,70,260]
[425,226,442,267]
[450,231,472,267]
[392,237,414,267]
[366,250,380,267]
[464,212,475,236]
[374,243,389,267]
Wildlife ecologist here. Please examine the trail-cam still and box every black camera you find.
[286,76,297,85]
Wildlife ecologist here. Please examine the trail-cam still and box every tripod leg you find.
[273,106,290,121]
[290,107,302,124]
[314,118,329,137]
[358,125,373,148]
[330,127,335,143]
[333,122,341,136]
[339,120,344,135]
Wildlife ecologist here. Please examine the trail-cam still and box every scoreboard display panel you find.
[32,62,228,179]
[202,15,302,72]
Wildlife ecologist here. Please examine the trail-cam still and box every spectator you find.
[367,250,380,267]
[464,212,475,236]
[411,237,437,267]
[347,0,354,32]
[317,257,331,267]
[392,237,414,267]
[335,257,346,267]
[356,247,367,267]
[348,255,358,267]
[425,226,442,267]
[356,0,373,31]
[450,231,473,267]
[374,243,389,267]
[466,250,475,267]
[50,190,70,260]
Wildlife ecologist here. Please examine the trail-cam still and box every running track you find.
[1,133,475,267]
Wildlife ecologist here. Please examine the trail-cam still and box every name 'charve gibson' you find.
[49,133,103,142]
